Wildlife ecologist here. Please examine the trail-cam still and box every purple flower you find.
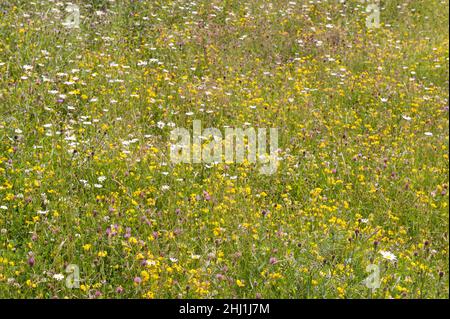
[124,227,131,239]
[203,191,211,201]
[116,286,124,294]
[216,274,225,281]
[27,256,35,267]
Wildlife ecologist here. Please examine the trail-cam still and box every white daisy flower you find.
[157,121,165,129]
[402,115,412,121]
[53,274,65,281]
[98,176,107,183]
[380,250,397,262]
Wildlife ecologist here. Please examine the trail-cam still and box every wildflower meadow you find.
[0,0,449,299]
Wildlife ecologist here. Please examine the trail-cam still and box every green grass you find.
[0,0,448,298]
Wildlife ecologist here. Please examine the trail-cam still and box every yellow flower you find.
[80,284,89,292]
[236,279,245,287]
[337,287,345,298]
[26,279,37,288]
[141,270,150,282]
[143,291,155,299]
